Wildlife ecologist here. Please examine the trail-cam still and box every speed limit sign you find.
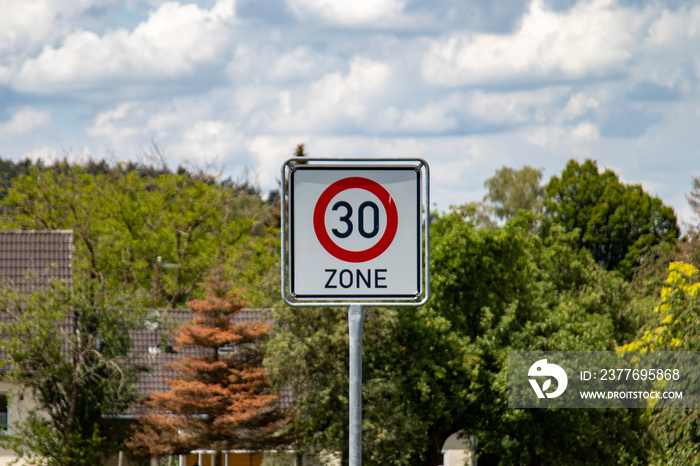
[281,159,429,306]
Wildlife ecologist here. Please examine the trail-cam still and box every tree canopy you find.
[268,208,653,465]
[0,161,278,306]
[544,159,679,278]
[2,154,698,465]
[483,165,545,222]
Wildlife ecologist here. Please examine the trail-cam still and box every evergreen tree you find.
[126,272,292,464]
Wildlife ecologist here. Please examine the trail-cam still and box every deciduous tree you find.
[619,261,700,465]
[544,159,679,278]
[483,165,544,221]
[0,279,143,466]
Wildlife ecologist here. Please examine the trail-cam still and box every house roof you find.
[0,230,290,415]
[0,230,73,292]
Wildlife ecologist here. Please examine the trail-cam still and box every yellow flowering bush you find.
[619,261,700,351]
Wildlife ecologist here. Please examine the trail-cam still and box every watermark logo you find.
[528,359,568,398]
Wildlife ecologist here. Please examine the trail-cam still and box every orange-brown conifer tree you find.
[127,272,292,464]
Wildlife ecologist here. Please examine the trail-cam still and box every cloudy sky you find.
[1,0,699,225]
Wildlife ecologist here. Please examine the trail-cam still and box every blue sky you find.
[1,0,699,226]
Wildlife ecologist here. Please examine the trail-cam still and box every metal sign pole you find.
[348,304,364,466]
[280,159,430,465]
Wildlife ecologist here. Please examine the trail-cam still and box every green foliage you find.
[267,306,429,465]
[0,278,144,465]
[425,208,652,465]
[2,154,690,464]
[0,157,41,199]
[0,162,279,306]
[268,206,653,465]
[0,158,282,464]
[266,306,351,461]
[647,408,700,466]
[545,159,679,278]
[620,261,700,352]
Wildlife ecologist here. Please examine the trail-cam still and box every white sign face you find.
[290,166,421,300]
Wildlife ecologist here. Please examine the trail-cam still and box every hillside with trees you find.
[0,159,279,307]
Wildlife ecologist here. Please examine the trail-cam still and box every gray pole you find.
[348,304,365,466]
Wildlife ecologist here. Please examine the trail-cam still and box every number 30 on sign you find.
[281,159,429,306]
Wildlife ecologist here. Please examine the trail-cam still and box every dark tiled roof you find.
[0,230,73,292]
[0,233,290,415]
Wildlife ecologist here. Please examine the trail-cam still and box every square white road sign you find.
[282,160,429,305]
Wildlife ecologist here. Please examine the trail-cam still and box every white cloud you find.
[226,45,341,85]
[268,57,393,133]
[570,121,599,141]
[20,145,61,163]
[0,107,51,136]
[86,102,143,152]
[465,87,570,126]
[527,120,599,149]
[421,0,647,87]
[377,103,459,133]
[2,0,699,225]
[13,0,236,94]
[286,0,407,26]
[632,5,700,96]
[247,135,308,187]
[370,86,573,134]
[561,93,600,121]
[266,46,339,82]
[173,120,245,165]
[0,1,57,56]
[0,1,113,56]
[645,5,700,47]
[84,94,255,171]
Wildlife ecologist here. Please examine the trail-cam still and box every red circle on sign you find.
[313,177,398,263]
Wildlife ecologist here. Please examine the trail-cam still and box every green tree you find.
[267,208,653,465]
[483,165,544,222]
[0,157,41,200]
[416,210,650,465]
[544,159,679,278]
[0,279,143,466]
[0,162,278,306]
[267,305,429,465]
